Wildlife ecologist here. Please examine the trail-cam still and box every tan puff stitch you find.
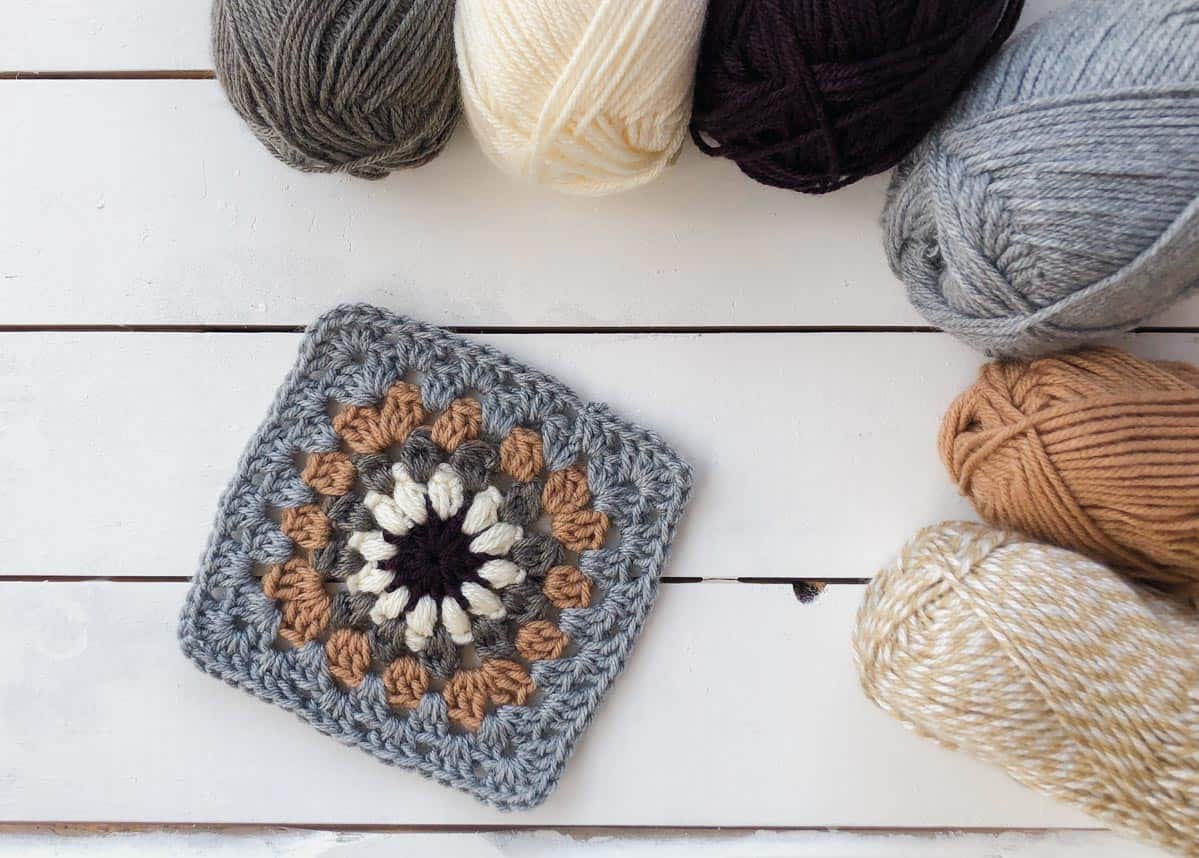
[383,657,429,710]
[552,508,610,552]
[281,504,333,550]
[516,620,570,661]
[500,427,545,482]
[379,381,426,443]
[483,659,535,706]
[542,466,590,515]
[333,405,392,454]
[262,558,331,646]
[430,397,483,452]
[444,668,491,731]
[543,565,594,609]
[325,628,372,688]
[301,451,356,496]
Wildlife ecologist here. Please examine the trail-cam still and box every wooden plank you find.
[2,1,208,71]
[0,580,1096,827]
[4,331,1197,579]
[2,330,964,581]
[2,78,1196,329]
[0,81,900,328]
[0,828,1171,857]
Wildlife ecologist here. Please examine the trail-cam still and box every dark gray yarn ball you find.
[884,0,1199,357]
[212,0,460,179]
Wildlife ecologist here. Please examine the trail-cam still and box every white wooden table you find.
[1,2,1192,854]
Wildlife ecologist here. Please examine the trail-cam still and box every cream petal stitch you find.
[427,463,465,520]
[349,562,395,595]
[462,486,503,535]
[364,490,412,535]
[345,563,365,595]
[348,530,397,562]
[369,586,410,625]
[407,595,439,637]
[441,596,473,645]
[461,582,506,619]
[469,522,522,556]
[476,558,525,589]
[404,628,429,652]
[390,463,429,525]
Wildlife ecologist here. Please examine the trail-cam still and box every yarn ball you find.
[454,0,706,195]
[884,0,1199,357]
[940,347,1199,584]
[211,0,460,179]
[688,0,1024,194]
[854,521,1199,856]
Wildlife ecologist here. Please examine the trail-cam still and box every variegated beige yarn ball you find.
[855,521,1199,856]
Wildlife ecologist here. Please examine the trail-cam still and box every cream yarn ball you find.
[455,0,707,195]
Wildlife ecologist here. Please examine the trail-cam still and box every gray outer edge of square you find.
[178,303,694,811]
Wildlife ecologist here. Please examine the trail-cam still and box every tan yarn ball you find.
[940,347,1199,583]
[855,521,1199,856]
[454,0,707,195]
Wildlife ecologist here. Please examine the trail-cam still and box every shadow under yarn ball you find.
[212,0,460,179]
[689,0,1024,194]
[885,0,1199,357]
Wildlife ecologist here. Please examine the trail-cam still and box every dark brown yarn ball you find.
[690,0,1025,194]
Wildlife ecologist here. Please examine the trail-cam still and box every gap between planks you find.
[0,576,853,610]
[0,324,1196,335]
[0,575,861,594]
[0,822,1110,834]
[0,70,213,79]
[0,323,941,334]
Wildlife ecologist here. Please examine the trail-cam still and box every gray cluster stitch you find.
[178,304,693,810]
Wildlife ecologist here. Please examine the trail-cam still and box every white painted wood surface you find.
[3,80,1198,329]
[3,0,1196,850]
[0,829,1172,857]
[2,0,210,70]
[0,580,1095,828]
[0,81,906,328]
[2,331,1196,579]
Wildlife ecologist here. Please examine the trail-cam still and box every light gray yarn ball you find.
[212,0,459,179]
[884,0,1199,357]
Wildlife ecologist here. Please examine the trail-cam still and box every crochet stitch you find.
[178,304,693,809]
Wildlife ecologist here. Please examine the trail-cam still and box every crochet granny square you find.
[178,304,692,809]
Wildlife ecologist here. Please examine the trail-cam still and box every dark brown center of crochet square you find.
[380,499,487,603]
